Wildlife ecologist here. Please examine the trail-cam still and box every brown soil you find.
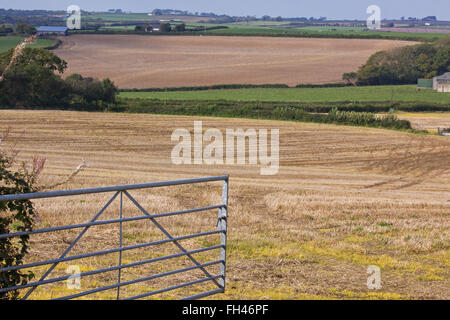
[54,35,415,88]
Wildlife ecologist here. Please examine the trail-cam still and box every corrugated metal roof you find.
[37,26,68,32]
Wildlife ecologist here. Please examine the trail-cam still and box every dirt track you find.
[55,35,415,88]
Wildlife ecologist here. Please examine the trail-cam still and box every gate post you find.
[218,176,229,291]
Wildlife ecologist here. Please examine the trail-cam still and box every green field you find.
[120,85,449,104]
[203,27,446,41]
[85,13,152,22]
[68,14,449,42]
[0,36,57,53]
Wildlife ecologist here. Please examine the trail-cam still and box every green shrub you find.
[0,133,42,300]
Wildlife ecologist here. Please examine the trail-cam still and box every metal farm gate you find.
[0,175,229,300]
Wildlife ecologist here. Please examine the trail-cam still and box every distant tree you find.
[353,37,450,85]
[101,78,119,104]
[262,15,271,21]
[135,24,153,32]
[432,46,450,75]
[174,23,186,32]
[0,24,13,34]
[342,72,358,86]
[159,23,171,33]
[14,21,36,35]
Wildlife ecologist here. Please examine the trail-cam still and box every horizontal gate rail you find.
[0,204,225,240]
[0,176,229,202]
[0,175,229,300]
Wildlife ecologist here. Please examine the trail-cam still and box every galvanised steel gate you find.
[0,175,229,300]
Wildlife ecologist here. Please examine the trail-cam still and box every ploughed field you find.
[54,35,415,88]
[1,110,449,300]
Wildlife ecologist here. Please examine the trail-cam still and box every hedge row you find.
[108,98,416,131]
[119,83,355,92]
[120,84,291,92]
[43,38,62,50]
[116,98,450,113]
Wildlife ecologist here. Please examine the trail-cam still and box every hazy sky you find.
[2,0,449,20]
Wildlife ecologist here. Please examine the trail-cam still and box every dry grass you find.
[54,35,415,88]
[0,110,449,300]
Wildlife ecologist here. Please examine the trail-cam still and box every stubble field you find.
[54,35,415,88]
[1,110,449,300]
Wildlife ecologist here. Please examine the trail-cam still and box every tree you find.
[432,47,450,75]
[342,72,358,86]
[0,48,118,109]
[135,24,153,33]
[0,47,69,107]
[14,21,35,35]
[65,73,118,109]
[101,78,119,104]
[0,24,13,34]
[175,23,186,32]
[159,23,171,33]
[351,36,450,85]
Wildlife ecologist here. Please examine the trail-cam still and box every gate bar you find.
[1,231,223,273]
[0,204,225,240]
[0,176,229,202]
[1,246,223,294]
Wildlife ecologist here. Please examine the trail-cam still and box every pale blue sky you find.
[1,0,449,20]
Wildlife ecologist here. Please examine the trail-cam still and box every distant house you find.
[37,26,68,37]
[433,73,450,93]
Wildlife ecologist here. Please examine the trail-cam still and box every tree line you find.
[344,36,450,85]
[0,47,118,110]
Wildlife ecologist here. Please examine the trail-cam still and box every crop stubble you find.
[0,110,449,299]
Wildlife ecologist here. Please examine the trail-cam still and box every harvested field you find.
[1,110,449,300]
[397,112,450,132]
[54,35,416,88]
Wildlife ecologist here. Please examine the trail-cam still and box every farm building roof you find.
[37,26,68,32]
[435,72,450,80]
